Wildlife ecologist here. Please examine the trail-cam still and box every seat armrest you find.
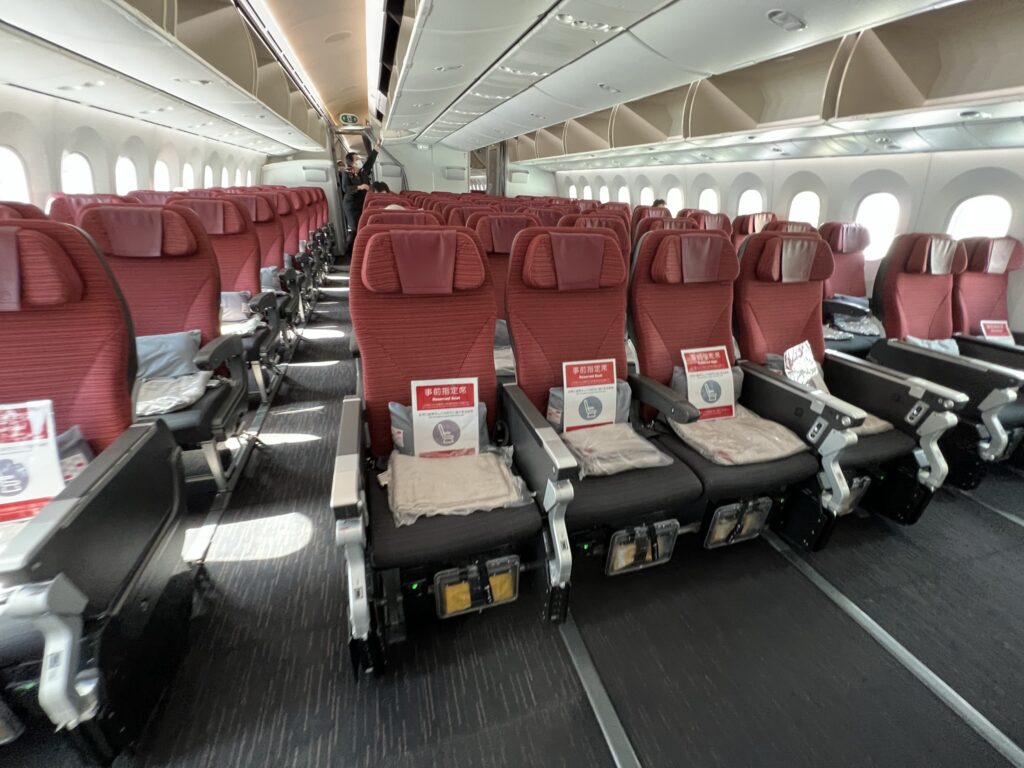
[955,335,1024,370]
[823,297,870,318]
[502,382,577,493]
[739,362,865,446]
[248,291,277,315]
[627,373,700,424]
[331,395,364,520]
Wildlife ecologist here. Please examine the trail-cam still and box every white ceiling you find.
[380,0,963,151]
[0,0,324,154]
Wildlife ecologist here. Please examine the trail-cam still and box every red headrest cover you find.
[48,194,136,224]
[819,222,870,253]
[577,215,621,230]
[964,237,1024,274]
[79,206,198,258]
[0,202,47,220]
[362,229,486,294]
[650,231,739,285]
[522,230,625,291]
[128,190,175,205]
[490,215,535,254]
[904,235,967,275]
[765,220,817,234]
[0,226,85,310]
[735,212,777,235]
[366,211,440,226]
[230,193,275,223]
[754,235,833,283]
[695,212,732,232]
[169,198,245,235]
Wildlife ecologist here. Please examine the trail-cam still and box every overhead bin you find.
[564,109,611,155]
[535,123,566,158]
[176,1,257,94]
[610,86,688,149]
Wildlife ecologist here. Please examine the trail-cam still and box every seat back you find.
[575,213,630,259]
[953,236,1024,335]
[169,197,260,294]
[0,201,47,220]
[285,189,310,243]
[678,208,710,220]
[365,209,443,227]
[48,194,139,225]
[0,221,134,451]
[631,230,740,418]
[129,190,176,205]
[349,224,497,457]
[446,205,493,227]
[471,213,541,318]
[634,216,698,243]
[630,205,671,237]
[732,212,777,249]
[600,202,631,218]
[262,190,298,258]
[364,194,407,211]
[691,211,733,236]
[577,200,599,211]
[78,205,221,344]
[735,232,834,364]
[872,233,967,341]
[527,207,565,227]
[506,227,627,412]
[765,220,818,235]
[819,222,870,298]
[222,191,284,270]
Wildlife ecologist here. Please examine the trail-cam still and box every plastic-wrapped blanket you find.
[853,412,892,436]
[670,405,807,466]
[833,314,884,337]
[136,371,214,416]
[562,423,672,479]
[220,315,263,336]
[380,450,531,527]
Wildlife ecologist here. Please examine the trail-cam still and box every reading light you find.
[500,65,550,77]
[959,110,990,120]
[597,83,621,93]
[471,92,507,100]
[433,64,463,72]
[767,10,807,32]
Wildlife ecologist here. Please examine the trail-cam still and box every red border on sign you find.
[0,497,50,523]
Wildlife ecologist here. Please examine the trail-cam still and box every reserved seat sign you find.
[681,346,735,420]
[0,400,63,523]
[980,320,1014,345]
[411,378,480,457]
[562,359,616,431]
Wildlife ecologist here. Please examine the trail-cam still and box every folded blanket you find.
[670,405,808,466]
[136,371,214,416]
[562,423,672,479]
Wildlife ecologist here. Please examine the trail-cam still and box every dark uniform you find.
[341,149,378,260]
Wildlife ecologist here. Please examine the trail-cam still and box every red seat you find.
[874,234,968,341]
[574,213,630,259]
[0,201,47,220]
[286,190,311,245]
[169,197,260,295]
[47,194,138,225]
[267,190,299,259]
[0,220,133,452]
[470,213,541,319]
[527,207,565,227]
[222,191,285,271]
[678,208,710,220]
[953,237,1024,336]
[765,220,818,235]
[691,212,733,237]
[630,205,671,238]
[129,190,176,205]
[819,222,871,299]
[446,205,493,227]
[731,212,777,250]
[634,216,698,244]
[577,200,599,211]
[364,210,443,227]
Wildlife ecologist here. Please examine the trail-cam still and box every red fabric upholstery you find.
[0,201,47,220]
[576,214,630,260]
[349,224,496,455]
[600,202,631,217]
[692,212,733,236]
[635,217,698,242]
[630,205,672,237]
[81,205,197,258]
[260,191,297,256]
[631,231,739,412]
[732,212,778,249]
[736,232,834,364]
[526,208,565,227]
[678,208,710,221]
[364,195,407,212]
[129,190,176,205]
[169,198,260,294]
[507,227,627,412]
[446,205,493,227]
[79,206,221,344]
[472,213,541,319]
[0,221,133,451]
[365,210,443,227]
[819,222,870,298]
[953,236,1024,335]
[877,234,967,340]
[0,226,83,309]
[222,191,284,270]
[362,230,485,295]
[47,194,138,225]
[766,220,817,235]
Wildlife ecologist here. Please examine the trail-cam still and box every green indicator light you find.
[411,582,419,591]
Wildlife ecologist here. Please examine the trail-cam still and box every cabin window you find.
[182,163,196,189]
[737,189,763,216]
[221,167,230,187]
[639,186,654,206]
[568,184,577,198]
[203,165,214,188]
[598,185,610,203]
[234,168,243,186]
[0,146,31,203]
[60,152,94,194]
[666,188,683,216]
[788,191,821,227]
[115,156,139,196]
[153,160,171,191]
[855,192,901,261]
[246,169,254,186]
[698,188,719,214]
[947,195,1013,240]
[582,185,593,200]
[617,186,630,205]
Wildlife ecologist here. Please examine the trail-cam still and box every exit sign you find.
[340,113,360,125]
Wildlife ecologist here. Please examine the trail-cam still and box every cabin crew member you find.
[341,143,379,258]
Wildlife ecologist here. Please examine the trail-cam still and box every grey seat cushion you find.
[0,618,42,668]
[367,472,541,569]
[657,432,819,504]
[137,381,237,445]
[839,429,916,469]
[997,400,1024,430]
[566,437,704,530]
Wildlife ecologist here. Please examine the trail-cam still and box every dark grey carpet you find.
[137,290,612,768]
[568,538,1008,768]
[803,488,1024,747]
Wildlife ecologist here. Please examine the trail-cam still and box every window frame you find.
[114,155,139,196]
[697,188,719,214]
[788,190,822,227]
[60,151,95,195]
[854,191,902,261]
[0,145,31,203]
[736,189,764,216]
[946,194,1013,240]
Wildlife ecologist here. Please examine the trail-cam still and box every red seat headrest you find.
[753,235,833,283]
[819,222,870,253]
[169,198,245,235]
[362,229,486,295]
[963,236,1024,274]
[734,212,777,235]
[649,231,738,285]
[522,230,625,291]
[48,193,137,224]
[365,210,441,226]
[0,202,47,220]
[903,234,966,275]
[128,190,175,205]
[79,206,198,258]
[765,220,817,235]
[0,226,85,310]
[694,212,732,233]
[230,193,276,223]
[475,214,540,254]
